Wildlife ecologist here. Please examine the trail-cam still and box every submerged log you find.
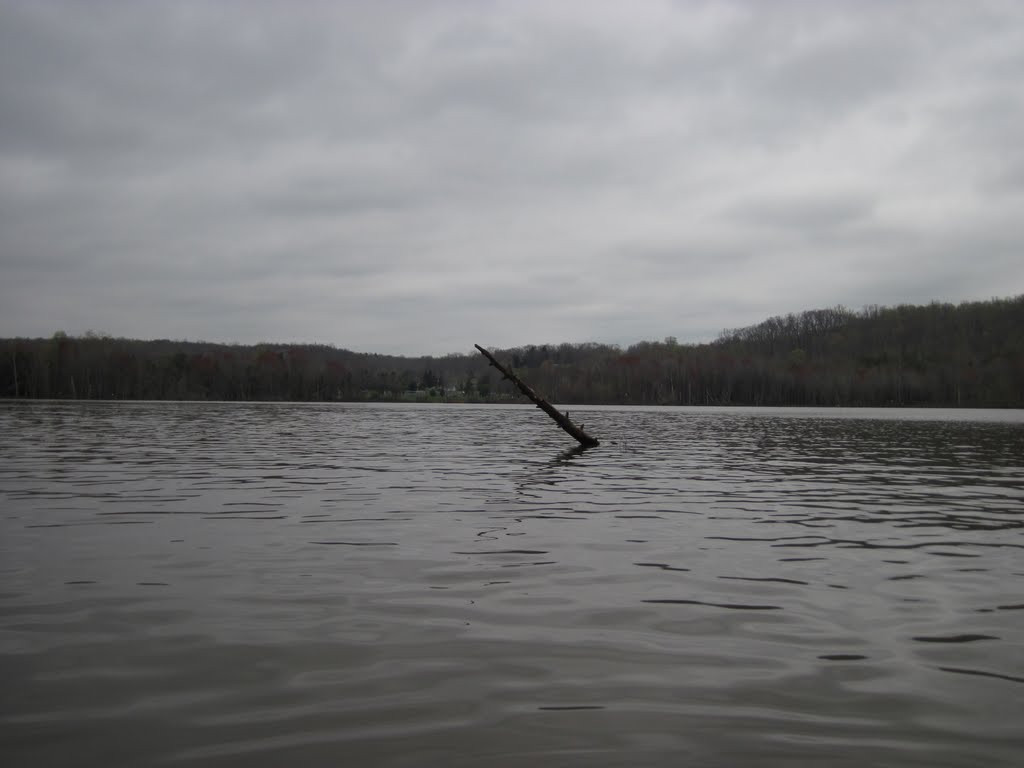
[474,344,599,447]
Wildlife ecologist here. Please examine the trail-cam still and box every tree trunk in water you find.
[474,344,599,447]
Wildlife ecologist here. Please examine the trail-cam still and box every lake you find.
[1,401,1022,767]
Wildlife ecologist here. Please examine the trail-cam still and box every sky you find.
[1,1,1022,356]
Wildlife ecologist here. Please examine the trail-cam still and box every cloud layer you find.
[2,0,1022,354]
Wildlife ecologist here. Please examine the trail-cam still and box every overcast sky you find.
[1,1,1022,355]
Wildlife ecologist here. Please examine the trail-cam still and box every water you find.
[1,402,1022,767]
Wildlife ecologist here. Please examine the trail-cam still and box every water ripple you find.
[1,402,1023,766]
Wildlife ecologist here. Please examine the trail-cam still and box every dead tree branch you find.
[474,344,599,447]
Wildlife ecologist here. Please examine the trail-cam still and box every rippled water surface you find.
[2,402,1023,767]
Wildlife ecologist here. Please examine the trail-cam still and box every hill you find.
[2,296,1021,407]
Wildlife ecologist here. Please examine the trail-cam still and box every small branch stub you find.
[474,344,599,447]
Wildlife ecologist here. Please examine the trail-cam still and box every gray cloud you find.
[1,0,1022,355]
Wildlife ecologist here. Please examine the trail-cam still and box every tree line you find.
[2,296,1021,407]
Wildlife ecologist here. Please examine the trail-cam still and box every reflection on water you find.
[1,402,1022,767]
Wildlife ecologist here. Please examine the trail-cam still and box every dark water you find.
[1,402,1022,767]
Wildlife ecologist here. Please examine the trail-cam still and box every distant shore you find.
[2,296,1021,408]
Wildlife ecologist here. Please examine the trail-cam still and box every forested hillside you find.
[2,296,1022,407]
